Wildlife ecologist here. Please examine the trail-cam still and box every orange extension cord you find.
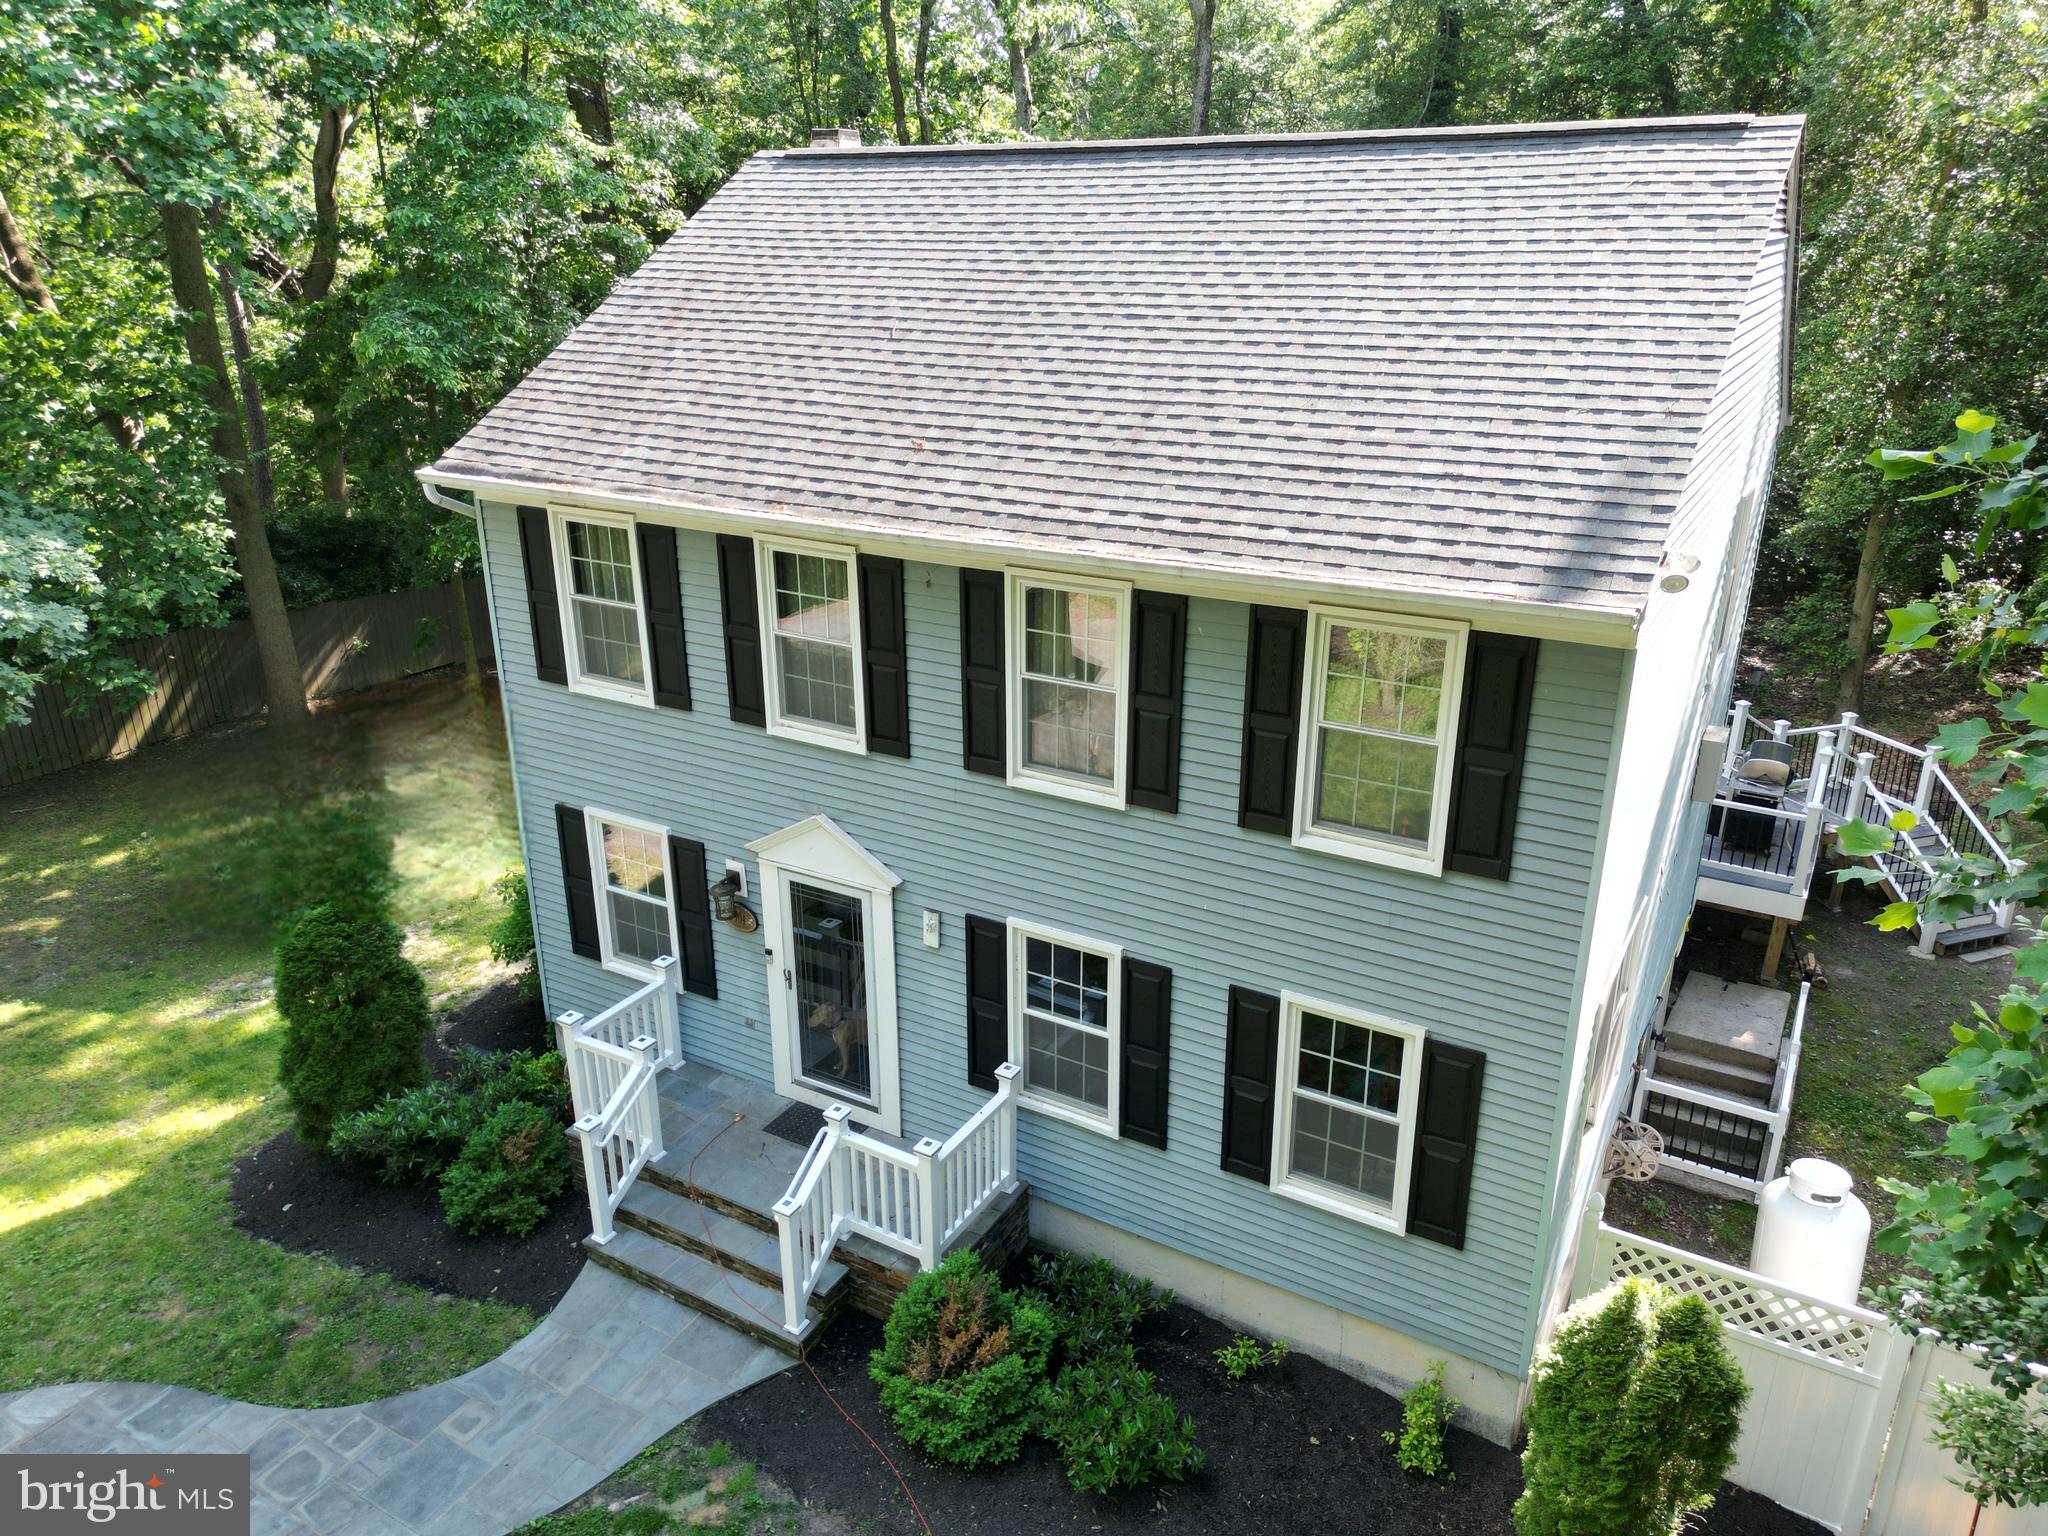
[686,1112,938,1536]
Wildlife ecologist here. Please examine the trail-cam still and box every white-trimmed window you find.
[756,538,865,751]
[1006,571,1130,806]
[586,811,677,980]
[1007,920,1122,1134]
[553,510,652,703]
[1294,610,1468,873]
[1271,992,1423,1230]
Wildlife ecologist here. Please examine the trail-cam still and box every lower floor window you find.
[1275,994,1421,1226]
[590,813,675,973]
[1010,921,1120,1131]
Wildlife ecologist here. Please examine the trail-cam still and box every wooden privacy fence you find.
[1577,1199,2048,1536]
[0,578,492,787]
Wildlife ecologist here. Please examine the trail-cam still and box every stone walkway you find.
[0,1263,788,1536]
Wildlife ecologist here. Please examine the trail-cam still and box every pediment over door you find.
[745,814,901,889]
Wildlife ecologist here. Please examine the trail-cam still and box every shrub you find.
[330,1048,569,1185]
[276,906,430,1143]
[1385,1360,1455,1479]
[329,1081,473,1183]
[1514,1279,1748,1536]
[487,869,539,995]
[1026,1251,1172,1359]
[439,1099,573,1237]
[869,1250,1056,1467]
[1040,1345,1204,1493]
[1213,1334,1290,1381]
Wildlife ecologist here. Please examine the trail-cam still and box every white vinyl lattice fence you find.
[1577,1205,2048,1536]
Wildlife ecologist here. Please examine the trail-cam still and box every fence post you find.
[1567,1191,1607,1305]
[912,1137,943,1268]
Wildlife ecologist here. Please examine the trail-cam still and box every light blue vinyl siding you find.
[483,506,1622,1376]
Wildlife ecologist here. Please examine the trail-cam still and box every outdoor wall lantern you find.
[709,873,759,932]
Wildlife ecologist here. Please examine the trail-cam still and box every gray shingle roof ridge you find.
[769,112,1802,162]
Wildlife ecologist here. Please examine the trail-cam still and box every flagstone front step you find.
[583,1226,830,1356]
[613,1180,849,1301]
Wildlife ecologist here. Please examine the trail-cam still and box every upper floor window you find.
[587,810,675,979]
[1007,571,1130,807]
[1293,610,1467,873]
[554,510,651,703]
[1008,920,1122,1135]
[757,539,865,751]
[1271,992,1422,1230]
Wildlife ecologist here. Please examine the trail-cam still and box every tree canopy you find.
[2,0,2042,725]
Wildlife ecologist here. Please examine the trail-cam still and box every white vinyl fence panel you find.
[1868,1341,2048,1536]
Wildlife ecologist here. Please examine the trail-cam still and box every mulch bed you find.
[229,979,585,1315]
[694,1277,1826,1536]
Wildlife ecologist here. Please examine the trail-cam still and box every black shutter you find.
[1407,1040,1486,1249]
[1237,606,1306,834]
[666,835,717,999]
[715,534,766,727]
[1120,958,1172,1149]
[1127,591,1188,813]
[859,555,911,757]
[518,506,568,686]
[965,914,1007,1090]
[959,569,1005,776]
[1446,634,1539,880]
[637,524,692,711]
[1221,986,1281,1180]
[554,804,600,959]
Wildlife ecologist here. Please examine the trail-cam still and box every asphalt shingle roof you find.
[430,115,1803,616]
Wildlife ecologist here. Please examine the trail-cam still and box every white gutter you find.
[414,466,1645,649]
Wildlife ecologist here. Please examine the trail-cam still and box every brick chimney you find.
[808,126,863,149]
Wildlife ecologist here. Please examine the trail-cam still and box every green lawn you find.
[0,680,538,1405]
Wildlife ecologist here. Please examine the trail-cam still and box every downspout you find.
[419,479,552,1018]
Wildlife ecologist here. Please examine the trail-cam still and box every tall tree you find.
[1189,0,1219,132]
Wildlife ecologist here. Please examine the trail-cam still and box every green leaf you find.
[1930,718,1992,764]
[1955,408,1998,435]
[1889,808,1919,832]
[1942,553,1962,584]
[1875,901,1921,932]
[1884,601,1942,650]
[1870,448,1939,480]
[1836,819,1895,857]
[2015,682,2048,729]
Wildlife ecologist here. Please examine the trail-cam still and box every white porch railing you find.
[556,957,679,1243]
[1717,701,2023,944]
[772,1062,1022,1336]
[1631,981,1808,1199]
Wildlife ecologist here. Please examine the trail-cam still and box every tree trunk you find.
[314,405,348,508]
[1003,15,1037,134]
[1189,0,1218,135]
[913,0,935,143]
[213,254,277,524]
[300,106,351,304]
[2,187,144,450]
[1419,4,1461,126]
[1835,502,1892,714]
[159,201,307,733]
[449,567,483,692]
[879,0,911,145]
[565,73,614,150]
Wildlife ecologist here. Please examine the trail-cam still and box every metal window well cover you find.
[763,1102,828,1146]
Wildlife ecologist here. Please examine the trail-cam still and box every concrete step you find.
[1653,1044,1777,1105]
[615,1181,847,1302]
[583,1226,825,1356]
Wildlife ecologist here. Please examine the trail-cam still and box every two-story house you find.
[418,112,1804,1442]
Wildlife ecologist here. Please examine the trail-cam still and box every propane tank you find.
[1750,1158,1870,1307]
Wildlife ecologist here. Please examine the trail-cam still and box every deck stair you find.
[1633,976,1805,1197]
[1708,703,2023,959]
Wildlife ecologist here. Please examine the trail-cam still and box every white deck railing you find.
[772,1063,1021,1335]
[1632,982,1808,1199]
[556,957,678,1243]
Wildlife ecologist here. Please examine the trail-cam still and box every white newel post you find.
[1771,717,1789,743]
[913,1137,942,1268]
[1846,751,1874,825]
[575,1112,612,1244]
[555,1010,586,1117]
[1912,754,1936,815]
[994,1062,1021,1185]
[1725,699,1751,776]
[651,955,681,1066]
[627,1033,664,1159]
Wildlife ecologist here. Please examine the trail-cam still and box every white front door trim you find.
[749,816,903,1136]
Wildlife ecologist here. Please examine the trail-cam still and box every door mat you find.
[763,1102,828,1147]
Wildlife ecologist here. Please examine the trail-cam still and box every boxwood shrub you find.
[275,906,430,1143]
[439,1099,573,1237]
